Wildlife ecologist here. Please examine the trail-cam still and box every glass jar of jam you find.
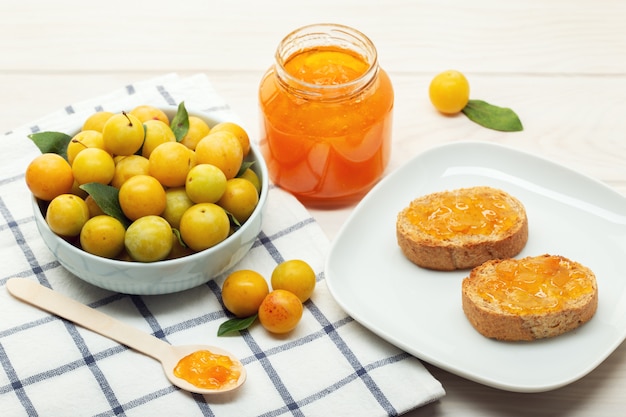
[258,23,394,207]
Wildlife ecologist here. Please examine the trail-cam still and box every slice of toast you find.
[462,254,598,341]
[396,186,528,270]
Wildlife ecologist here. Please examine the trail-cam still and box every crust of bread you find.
[462,255,598,341]
[396,186,528,271]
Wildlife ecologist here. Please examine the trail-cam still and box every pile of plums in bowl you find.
[27,104,268,295]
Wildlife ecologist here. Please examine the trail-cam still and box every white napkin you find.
[0,73,445,416]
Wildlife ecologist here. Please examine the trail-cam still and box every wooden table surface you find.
[2,1,625,415]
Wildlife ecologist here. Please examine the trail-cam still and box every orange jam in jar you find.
[173,350,241,390]
[481,256,595,314]
[259,24,394,207]
[406,190,519,239]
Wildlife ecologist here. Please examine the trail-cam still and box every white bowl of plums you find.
[26,103,268,295]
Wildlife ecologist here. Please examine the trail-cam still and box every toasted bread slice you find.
[396,186,528,270]
[462,254,598,341]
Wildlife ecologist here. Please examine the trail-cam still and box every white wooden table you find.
[2,1,625,415]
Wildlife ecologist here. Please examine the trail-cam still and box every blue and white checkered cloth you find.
[0,74,445,416]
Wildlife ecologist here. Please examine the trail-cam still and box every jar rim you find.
[274,23,379,100]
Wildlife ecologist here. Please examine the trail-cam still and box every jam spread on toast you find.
[480,256,594,314]
[405,189,519,239]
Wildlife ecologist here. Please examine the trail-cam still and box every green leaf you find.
[171,101,190,142]
[462,100,523,132]
[79,183,131,228]
[172,228,187,248]
[217,314,257,336]
[236,161,255,178]
[28,131,72,159]
[225,209,242,228]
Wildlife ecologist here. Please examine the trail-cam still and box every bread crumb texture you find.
[396,186,528,270]
[462,254,598,341]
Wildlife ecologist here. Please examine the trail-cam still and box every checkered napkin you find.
[0,74,445,416]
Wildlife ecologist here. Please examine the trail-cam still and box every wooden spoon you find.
[6,278,246,394]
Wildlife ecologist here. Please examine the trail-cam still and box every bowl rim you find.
[32,106,269,268]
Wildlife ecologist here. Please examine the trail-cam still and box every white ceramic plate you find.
[325,141,626,392]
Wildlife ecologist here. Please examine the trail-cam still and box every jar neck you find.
[274,23,379,101]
